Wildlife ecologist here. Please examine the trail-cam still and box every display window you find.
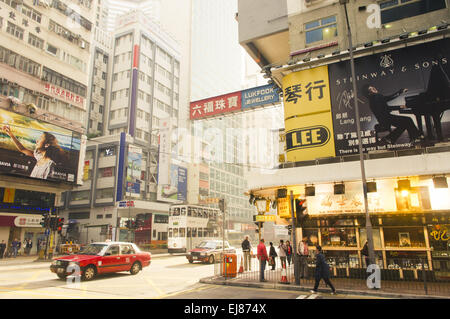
[302,228,319,247]
[359,228,383,249]
[428,224,449,253]
[320,227,357,247]
[383,227,426,248]
[386,251,428,269]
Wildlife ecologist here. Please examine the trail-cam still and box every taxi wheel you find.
[188,259,193,263]
[208,255,215,264]
[130,262,141,275]
[82,265,96,281]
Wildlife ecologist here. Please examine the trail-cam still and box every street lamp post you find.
[340,0,376,268]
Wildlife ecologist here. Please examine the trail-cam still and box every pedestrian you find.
[310,245,336,295]
[26,239,33,255]
[0,240,6,259]
[278,239,287,269]
[286,241,293,266]
[11,238,20,258]
[241,235,252,271]
[298,236,309,278]
[361,240,369,268]
[257,239,268,282]
[269,242,277,270]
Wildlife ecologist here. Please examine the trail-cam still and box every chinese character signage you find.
[283,65,336,162]
[282,38,450,161]
[0,108,81,183]
[190,91,241,120]
[44,83,84,107]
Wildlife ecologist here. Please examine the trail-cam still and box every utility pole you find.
[290,191,300,285]
[341,0,376,267]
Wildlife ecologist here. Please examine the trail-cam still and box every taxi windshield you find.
[78,244,107,255]
[197,241,217,249]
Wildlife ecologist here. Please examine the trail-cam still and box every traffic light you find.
[57,218,64,235]
[254,221,264,233]
[40,214,49,228]
[294,199,308,226]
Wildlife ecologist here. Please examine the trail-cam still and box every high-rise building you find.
[104,0,161,32]
[0,0,94,253]
[61,9,181,244]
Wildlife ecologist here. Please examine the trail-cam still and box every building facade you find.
[239,0,450,274]
[0,0,94,255]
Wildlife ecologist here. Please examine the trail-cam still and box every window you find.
[0,45,41,77]
[96,214,103,219]
[6,22,24,40]
[99,105,103,114]
[106,245,120,256]
[305,16,337,44]
[380,0,446,24]
[28,34,44,49]
[46,44,59,56]
[21,4,42,23]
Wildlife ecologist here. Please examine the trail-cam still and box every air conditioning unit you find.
[80,41,86,49]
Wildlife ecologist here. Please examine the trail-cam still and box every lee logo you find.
[286,126,330,150]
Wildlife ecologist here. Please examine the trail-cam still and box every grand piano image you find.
[397,61,450,141]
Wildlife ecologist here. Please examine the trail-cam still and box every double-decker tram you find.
[168,204,222,253]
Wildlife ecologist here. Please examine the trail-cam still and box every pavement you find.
[199,268,450,300]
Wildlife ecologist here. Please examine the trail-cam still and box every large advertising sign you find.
[282,38,450,161]
[157,164,187,203]
[283,65,336,162]
[190,91,241,120]
[126,146,142,195]
[0,108,81,183]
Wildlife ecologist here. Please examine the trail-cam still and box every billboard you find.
[329,38,450,155]
[0,108,81,183]
[282,38,450,161]
[157,164,187,203]
[126,146,142,195]
[241,84,280,110]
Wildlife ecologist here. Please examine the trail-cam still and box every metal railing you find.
[213,253,450,297]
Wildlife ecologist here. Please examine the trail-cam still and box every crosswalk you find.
[296,293,318,299]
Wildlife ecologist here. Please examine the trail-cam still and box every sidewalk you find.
[200,267,450,299]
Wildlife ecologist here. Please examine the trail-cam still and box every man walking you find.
[298,237,309,278]
[257,239,268,282]
[0,240,6,259]
[311,246,336,295]
[241,235,252,271]
[11,238,20,258]
[278,239,287,269]
[361,241,370,268]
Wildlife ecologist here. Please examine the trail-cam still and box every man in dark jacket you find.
[361,85,423,145]
[241,236,252,271]
[0,240,6,259]
[361,241,370,268]
[310,245,336,294]
[269,242,277,270]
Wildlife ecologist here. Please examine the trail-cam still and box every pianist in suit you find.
[361,84,424,145]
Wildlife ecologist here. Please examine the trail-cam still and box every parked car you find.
[186,240,236,264]
[50,241,151,281]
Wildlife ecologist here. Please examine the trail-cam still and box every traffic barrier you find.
[279,262,289,284]
[239,255,244,273]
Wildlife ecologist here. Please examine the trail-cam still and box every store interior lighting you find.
[433,176,448,189]
[398,179,411,190]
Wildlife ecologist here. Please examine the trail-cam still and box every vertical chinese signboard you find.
[282,65,336,162]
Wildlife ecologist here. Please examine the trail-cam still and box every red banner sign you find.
[190,91,241,120]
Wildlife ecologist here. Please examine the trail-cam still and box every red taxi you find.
[50,241,151,280]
